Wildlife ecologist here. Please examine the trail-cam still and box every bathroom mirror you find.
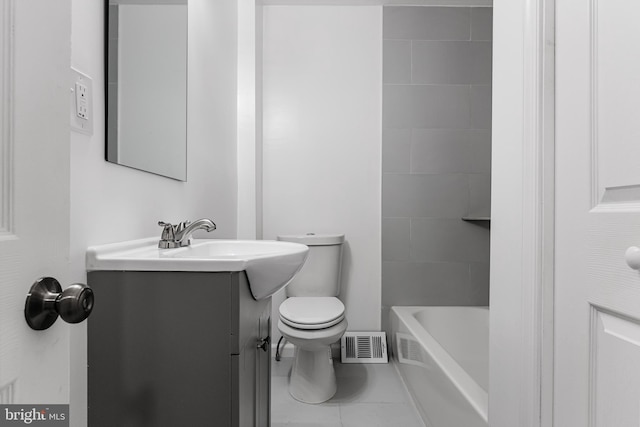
[106,0,188,181]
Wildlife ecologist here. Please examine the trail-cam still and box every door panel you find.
[592,309,640,427]
[0,0,71,405]
[593,1,640,206]
[556,0,640,424]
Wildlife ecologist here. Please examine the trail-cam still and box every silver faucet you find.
[157,218,217,248]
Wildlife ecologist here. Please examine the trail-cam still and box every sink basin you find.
[86,238,309,300]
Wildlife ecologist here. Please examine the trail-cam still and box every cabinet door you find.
[88,271,234,427]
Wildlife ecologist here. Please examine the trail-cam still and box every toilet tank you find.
[277,233,345,297]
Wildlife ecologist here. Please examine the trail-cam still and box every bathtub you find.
[390,306,489,427]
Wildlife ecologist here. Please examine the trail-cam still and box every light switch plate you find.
[70,67,93,135]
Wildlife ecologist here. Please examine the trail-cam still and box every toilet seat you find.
[279,297,345,330]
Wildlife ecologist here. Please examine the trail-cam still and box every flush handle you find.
[24,277,94,330]
[257,336,271,352]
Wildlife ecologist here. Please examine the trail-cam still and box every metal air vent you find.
[340,332,388,364]
[396,332,428,368]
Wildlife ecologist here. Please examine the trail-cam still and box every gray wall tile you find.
[381,6,492,312]
[382,0,492,5]
[411,85,470,129]
[411,129,490,174]
[382,174,413,217]
[383,174,469,218]
[382,218,411,261]
[468,173,491,217]
[383,7,470,41]
[411,134,469,174]
[410,218,490,263]
[470,262,490,305]
[383,143,411,173]
[412,41,470,84]
[471,7,493,41]
[383,128,412,146]
[470,84,492,129]
[384,83,471,130]
[470,41,492,84]
[382,129,411,173]
[382,261,481,306]
[412,41,491,84]
[383,85,414,128]
[411,132,470,174]
[467,129,492,174]
[384,40,412,84]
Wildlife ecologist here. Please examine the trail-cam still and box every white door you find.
[555,0,640,424]
[0,0,72,408]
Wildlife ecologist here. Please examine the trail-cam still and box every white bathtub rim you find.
[392,306,489,424]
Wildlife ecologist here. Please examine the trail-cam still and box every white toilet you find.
[277,233,347,404]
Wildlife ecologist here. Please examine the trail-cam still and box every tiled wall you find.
[382,6,492,326]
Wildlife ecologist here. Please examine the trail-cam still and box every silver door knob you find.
[625,246,640,270]
[24,277,94,330]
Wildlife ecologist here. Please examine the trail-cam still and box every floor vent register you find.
[340,332,388,364]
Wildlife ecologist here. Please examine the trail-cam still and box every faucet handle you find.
[158,221,176,242]
[176,220,191,233]
[158,221,181,248]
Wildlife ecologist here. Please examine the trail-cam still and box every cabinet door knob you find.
[257,336,271,352]
[25,277,94,330]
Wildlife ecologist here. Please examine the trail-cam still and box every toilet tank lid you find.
[277,233,345,246]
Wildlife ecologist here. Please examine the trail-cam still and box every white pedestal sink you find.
[86,237,309,300]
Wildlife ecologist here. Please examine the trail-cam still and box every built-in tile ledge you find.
[462,216,491,221]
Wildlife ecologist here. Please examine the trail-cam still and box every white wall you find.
[263,6,382,338]
[490,0,550,425]
[237,0,262,239]
[69,0,239,425]
[489,0,523,416]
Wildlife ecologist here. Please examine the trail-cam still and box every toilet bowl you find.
[278,297,348,403]
[276,233,346,404]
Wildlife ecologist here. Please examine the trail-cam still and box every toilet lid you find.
[279,297,345,330]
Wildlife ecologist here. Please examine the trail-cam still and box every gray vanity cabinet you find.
[87,271,271,427]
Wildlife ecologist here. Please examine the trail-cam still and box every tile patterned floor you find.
[271,357,425,427]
